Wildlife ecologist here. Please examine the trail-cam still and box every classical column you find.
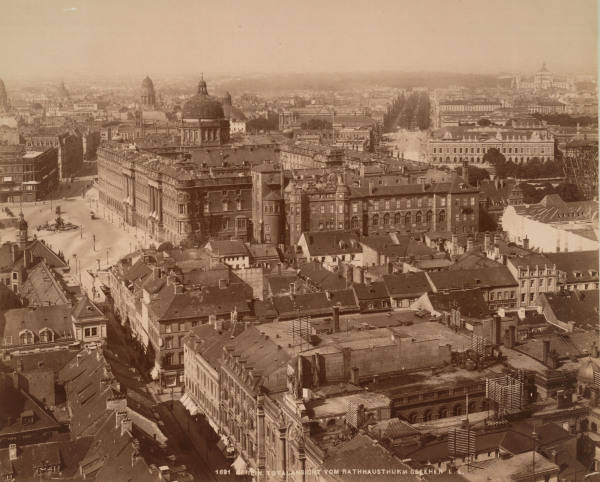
[278,427,287,482]
[257,395,266,481]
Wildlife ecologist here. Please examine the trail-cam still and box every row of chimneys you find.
[151,267,184,294]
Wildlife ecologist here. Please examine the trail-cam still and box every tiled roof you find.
[19,261,70,306]
[322,433,414,482]
[428,266,517,291]
[298,262,349,291]
[0,304,73,343]
[0,438,93,480]
[72,295,105,322]
[205,239,249,257]
[383,272,432,298]
[184,324,235,371]
[543,290,599,329]
[247,243,280,260]
[353,281,389,301]
[301,231,362,257]
[58,348,120,437]
[224,327,291,393]
[149,283,251,321]
[428,289,491,319]
[545,250,599,284]
[0,375,61,438]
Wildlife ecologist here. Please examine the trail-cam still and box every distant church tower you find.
[0,79,8,112]
[17,212,28,248]
[141,76,156,110]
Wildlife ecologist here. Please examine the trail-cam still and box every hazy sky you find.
[0,0,597,80]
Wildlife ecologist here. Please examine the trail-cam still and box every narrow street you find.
[104,297,225,481]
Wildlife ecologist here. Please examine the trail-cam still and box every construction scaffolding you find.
[471,334,486,355]
[562,143,598,201]
[448,427,476,458]
[486,375,524,417]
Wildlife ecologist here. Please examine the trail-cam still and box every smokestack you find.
[484,233,490,252]
[333,306,340,333]
[543,339,551,366]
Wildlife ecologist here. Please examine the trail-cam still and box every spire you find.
[198,75,208,96]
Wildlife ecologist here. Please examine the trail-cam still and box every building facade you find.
[284,174,479,246]
[428,127,555,167]
[0,145,58,202]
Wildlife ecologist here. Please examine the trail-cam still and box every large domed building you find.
[180,78,230,146]
[141,75,156,109]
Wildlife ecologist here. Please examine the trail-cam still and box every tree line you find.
[383,91,431,133]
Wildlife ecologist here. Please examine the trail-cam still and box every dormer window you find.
[19,329,34,345]
[39,328,54,343]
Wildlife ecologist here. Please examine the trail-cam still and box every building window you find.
[438,210,446,223]
[372,214,379,226]
[84,327,98,338]
[404,212,411,225]
[352,203,358,213]
[223,201,229,212]
[383,213,390,226]
[426,210,433,224]
[351,216,359,229]
[415,211,422,224]
[237,200,242,211]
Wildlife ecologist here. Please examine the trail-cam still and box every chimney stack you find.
[8,444,17,462]
[332,306,340,333]
[543,339,551,366]
[523,237,529,250]
[507,325,516,348]
[492,315,501,345]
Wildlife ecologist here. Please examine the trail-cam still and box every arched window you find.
[383,213,390,226]
[394,212,402,224]
[408,412,418,424]
[415,211,422,224]
[404,212,411,225]
[438,210,446,223]
[423,410,433,421]
[351,216,359,230]
[372,214,379,226]
[453,404,463,416]
[426,210,433,224]
[438,407,447,419]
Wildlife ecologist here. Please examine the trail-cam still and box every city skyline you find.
[0,0,597,80]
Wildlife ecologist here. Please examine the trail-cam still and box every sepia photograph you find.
[0,0,598,480]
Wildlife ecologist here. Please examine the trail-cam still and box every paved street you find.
[1,185,158,297]
[383,129,429,162]
[104,295,229,482]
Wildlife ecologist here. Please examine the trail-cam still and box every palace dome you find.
[182,78,225,120]
[577,357,600,384]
